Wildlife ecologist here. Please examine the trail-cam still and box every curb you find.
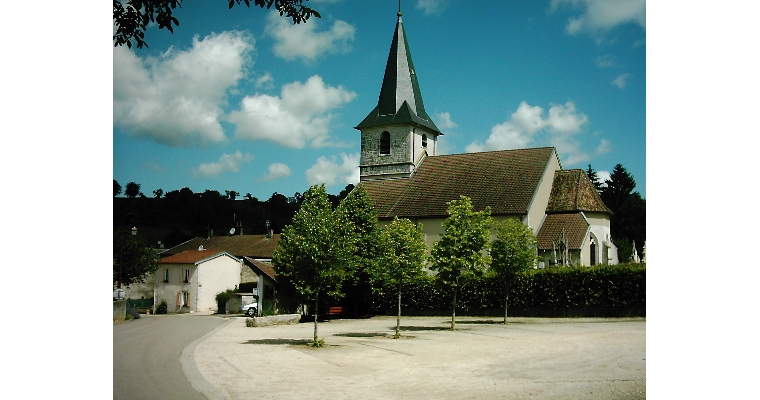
[180,317,234,400]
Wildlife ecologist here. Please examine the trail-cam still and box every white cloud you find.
[260,162,292,181]
[551,0,645,36]
[596,138,612,154]
[434,111,458,130]
[597,170,611,187]
[305,153,360,187]
[114,31,253,147]
[266,11,355,62]
[194,151,254,178]
[256,73,273,88]
[613,73,631,89]
[227,75,356,148]
[466,101,591,166]
[595,54,616,68]
[416,0,450,15]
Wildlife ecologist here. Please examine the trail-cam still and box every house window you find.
[183,269,191,283]
[177,291,191,308]
[380,131,390,155]
[590,238,597,266]
[422,134,427,148]
[163,268,170,283]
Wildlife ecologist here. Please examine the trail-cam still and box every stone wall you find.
[113,300,126,322]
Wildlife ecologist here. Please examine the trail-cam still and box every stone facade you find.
[359,125,437,180]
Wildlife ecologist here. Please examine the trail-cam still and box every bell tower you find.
[355,11,442,181]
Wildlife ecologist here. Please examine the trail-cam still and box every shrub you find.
[157,299,168,314]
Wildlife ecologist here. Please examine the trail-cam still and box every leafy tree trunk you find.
[395,288,402,338]
[503,280,510,324]
[451,283,458,331]
[313,291,319,345]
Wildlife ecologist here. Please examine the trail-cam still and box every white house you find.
[154,248,242,313]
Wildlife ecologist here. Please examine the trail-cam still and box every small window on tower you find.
[380,131,391,155]
[422,134,427,148]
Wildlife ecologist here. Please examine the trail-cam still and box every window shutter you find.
[176,292,182,307]
[187,292,191,308]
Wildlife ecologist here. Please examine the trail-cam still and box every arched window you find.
[590,237,597,266]
[380,131,390,155]
[422,134,427,148]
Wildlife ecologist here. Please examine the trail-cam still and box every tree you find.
[379,217,427,338]
[125,182,141,198]
[336,184,381,317]
[600,164,637,211]
[113,0,321,49]
[226,190,238,201]
[271,184,354,346]
[429,196,492,330]
[586,164,603,193]
[490,219,536,323]
[114,230,159,287]
[153,188,163,198]
[114,180,122,197]
[600,164,646,259]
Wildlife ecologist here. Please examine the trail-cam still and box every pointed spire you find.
[356,11,441,135]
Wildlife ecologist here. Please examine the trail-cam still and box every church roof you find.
[360,147,557,219]
[355,13,441,135]
[545,169,612,214]
[536,213,589,250]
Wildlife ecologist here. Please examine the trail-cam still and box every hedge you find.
[370,263,645,314]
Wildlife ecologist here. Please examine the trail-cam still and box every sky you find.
[113,0,647,200]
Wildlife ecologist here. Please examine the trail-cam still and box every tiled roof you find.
[158,249,232,264]
[244,257,278,282]
[360,147,556,219]
[161,234,280,259]
[546,170,612,214]
[536,213,589,250]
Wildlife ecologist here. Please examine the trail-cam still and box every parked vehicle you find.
[239,302,258,317]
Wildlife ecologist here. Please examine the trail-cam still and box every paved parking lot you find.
[193,316,645,399]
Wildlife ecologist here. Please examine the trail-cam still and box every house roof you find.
[360,147,557,219]
[161,234,280,259]
[536,213,589,250]
[243,257,278,282]
[546,169,612,215]
[158,249,236,265]
[355,14,441,135]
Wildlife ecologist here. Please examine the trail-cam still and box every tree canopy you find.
[599,164,646,261]
[490,219,536,322]
[429,196,492,330]
[114,230,159,287]
[336,184,381,317]
[379,217,427,338]
[113,0,321,49]
[271,184,353,346]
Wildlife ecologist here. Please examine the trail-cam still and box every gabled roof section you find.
[158,249,237,265]
[536,213,589,250]
[243,257,278,283]
[161,234,280,259]
[360,147,556,219]
[546,170,612,215]
[355,13,441,135]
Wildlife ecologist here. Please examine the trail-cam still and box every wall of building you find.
[196,256,243,313]
[525,150,562,233]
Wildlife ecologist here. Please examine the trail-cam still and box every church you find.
[355,11,618,267]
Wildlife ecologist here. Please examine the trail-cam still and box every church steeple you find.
[356,11,442,182]
[355,12,441,135]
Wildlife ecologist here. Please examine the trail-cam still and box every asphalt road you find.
[113,314,228,400]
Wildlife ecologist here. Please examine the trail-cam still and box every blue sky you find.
[113,0,646,200]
